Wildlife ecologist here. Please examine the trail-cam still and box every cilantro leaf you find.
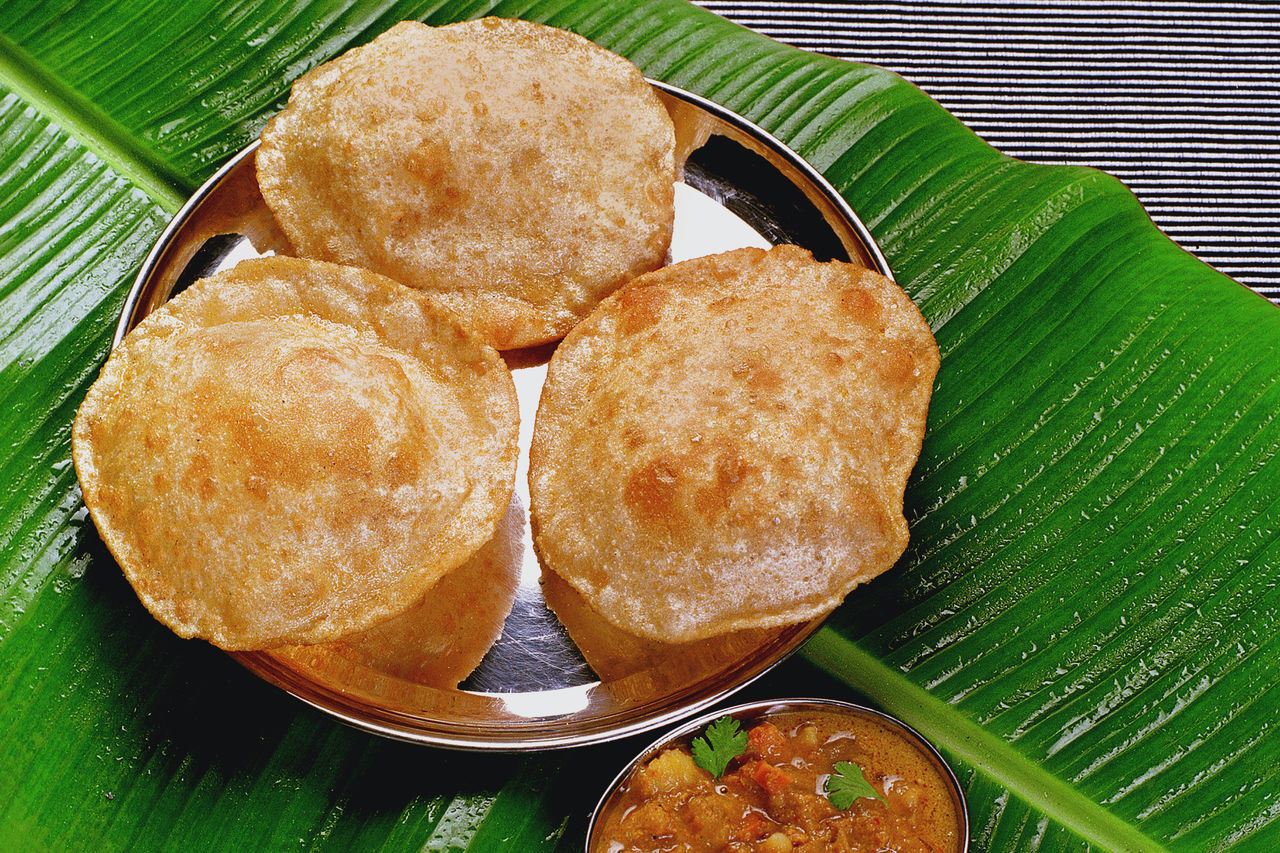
[823,760,887,809]
[690,716,748,778]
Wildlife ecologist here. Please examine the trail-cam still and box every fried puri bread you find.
[256,17,676,350]
[72,256,519,650]
[540,569,785,687]
[529,245,939,643]
[283,498,524,688]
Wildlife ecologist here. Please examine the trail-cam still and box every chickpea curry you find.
[593,710,962,852]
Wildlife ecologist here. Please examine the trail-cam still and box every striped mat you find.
[698,1,1280,304]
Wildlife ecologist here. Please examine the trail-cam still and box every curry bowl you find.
[588,697,969,852]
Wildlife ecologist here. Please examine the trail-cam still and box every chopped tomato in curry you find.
[595,712,960,853]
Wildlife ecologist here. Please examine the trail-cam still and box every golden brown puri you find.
[540,569,785,687]
[256,17,676,350]
[529,245,939,643]
[288,497,524,688]
[72,256,519,650]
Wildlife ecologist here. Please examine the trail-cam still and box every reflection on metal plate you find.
[118,81,892,751]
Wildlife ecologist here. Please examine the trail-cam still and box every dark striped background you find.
[698,1,1280,304]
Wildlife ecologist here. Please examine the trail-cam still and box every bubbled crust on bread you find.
[529,246,939,643]
[286,498,524,688]
[72,257,519,650]
[256,18,675,349]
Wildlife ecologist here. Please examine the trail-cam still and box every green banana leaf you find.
[2,0,1277,850]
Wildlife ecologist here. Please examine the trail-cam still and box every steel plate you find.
[118,81,893,750]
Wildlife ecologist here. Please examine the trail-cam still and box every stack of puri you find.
[529,245,940,677]
[72,257,522,688]
[72,16,942,691]
[72,17,680,690]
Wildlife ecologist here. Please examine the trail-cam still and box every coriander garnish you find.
[690,715,749,778]
[824,760,888,809]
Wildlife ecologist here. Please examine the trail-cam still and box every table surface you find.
[699,0,1280,304]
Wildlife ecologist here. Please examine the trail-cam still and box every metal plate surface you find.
[119,81,893,750]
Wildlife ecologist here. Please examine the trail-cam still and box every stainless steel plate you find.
[119,81,892,751]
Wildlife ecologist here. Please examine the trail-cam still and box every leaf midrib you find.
[0,32,187,213]
[803,627,1170,853]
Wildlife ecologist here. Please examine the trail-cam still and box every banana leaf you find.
[2,0,1278,849]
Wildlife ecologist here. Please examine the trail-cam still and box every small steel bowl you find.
[587,697,969,852]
